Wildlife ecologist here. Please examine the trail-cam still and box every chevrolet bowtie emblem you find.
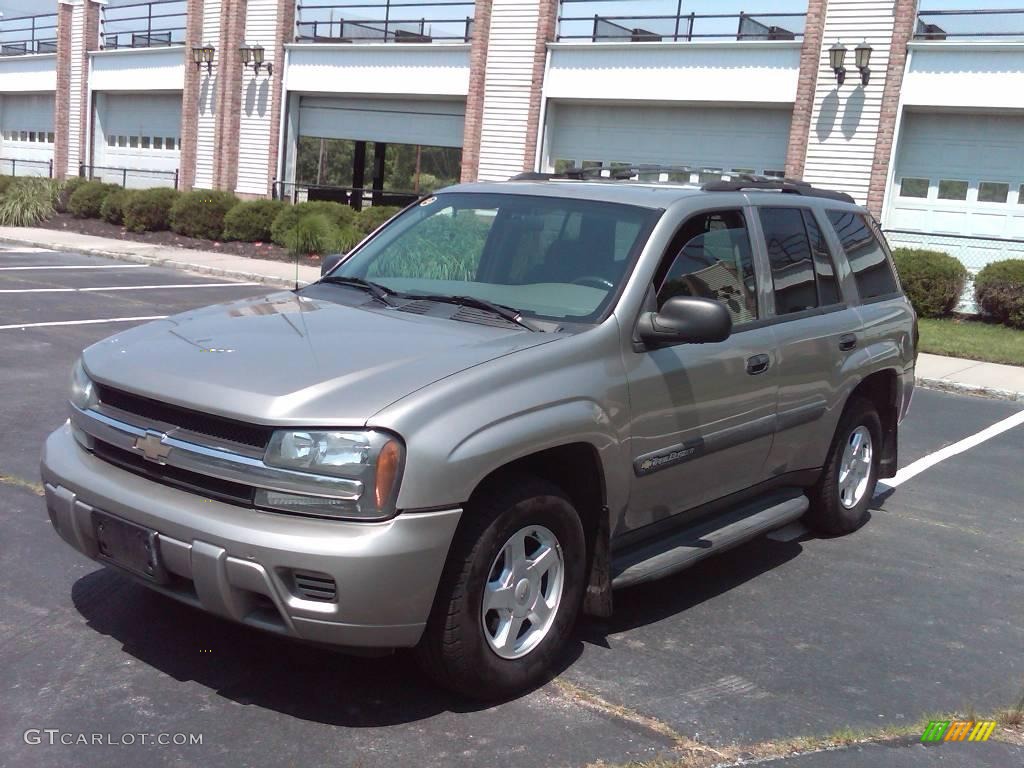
[133,430,171,464]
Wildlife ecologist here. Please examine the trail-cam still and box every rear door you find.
[755,206,860,475]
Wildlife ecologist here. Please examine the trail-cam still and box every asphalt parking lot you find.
[0,245,1021,768]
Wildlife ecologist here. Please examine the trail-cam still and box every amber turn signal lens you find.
[375,440,401,509]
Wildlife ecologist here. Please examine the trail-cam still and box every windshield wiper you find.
[319,275,397,307]
[406,294,541,332]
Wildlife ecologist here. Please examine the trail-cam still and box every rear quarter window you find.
[826,210,900,301]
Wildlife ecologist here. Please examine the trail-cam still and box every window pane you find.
[899,178,928,198]
[658,209,758,324]
[168,137,177,150]
[978,181,1009,203]
[1018,184,1024,205]
[107,135,115,147]
[141,136,151,149]
[28,131,36,142]
[47,132,54,143]
[938,180,968,200]
[827,211,899,301]
[763,169,786,178]
[153,137,163,150]
[129,136,139,148]
[19,131,27,141]
[803,209,842,305]
[117,135,127,147]
[698,168,723,184]
[759,208,818,314]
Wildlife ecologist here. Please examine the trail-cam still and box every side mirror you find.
[320,252,346,277]
[637,296,732,347]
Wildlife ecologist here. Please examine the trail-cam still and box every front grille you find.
[95,383,274,450]
[292,571,337,602]
[92,440,255,506]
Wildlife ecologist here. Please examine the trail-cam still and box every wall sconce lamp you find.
[192,42,215,74]
[830,41,847,86]
[240,43,272,76]
[855,40,873,86]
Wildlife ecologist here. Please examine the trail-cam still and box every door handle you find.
[838,333,858,352]
[746,354,770,375]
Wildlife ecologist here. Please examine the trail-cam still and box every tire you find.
[804,396,882,535]
[415,474,586,699]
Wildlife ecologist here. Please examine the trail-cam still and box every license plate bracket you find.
[91,511,168,583]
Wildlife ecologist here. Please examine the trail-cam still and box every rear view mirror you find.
[320,252,346,276]
[637,296,732,347]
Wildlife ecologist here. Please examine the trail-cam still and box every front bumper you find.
[41,423,461,648]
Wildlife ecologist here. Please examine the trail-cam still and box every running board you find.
[611,492,809,589]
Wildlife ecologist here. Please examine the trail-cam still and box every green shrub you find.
[285,213,334,256]
[0,178,55,226]
[892,248,967,318]
[100,188,136,225]
[222,199,286,242]
[123,188,180,232]
[169,189,239,240]
[974,259,1024,329]
[68,181,119,219]
[355,205,401,235]
[56,176,90,213]
[0,175,15,196]
[270,201,356,246]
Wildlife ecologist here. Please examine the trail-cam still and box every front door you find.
[621,207,778,538]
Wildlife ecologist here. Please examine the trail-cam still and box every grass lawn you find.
[918,317,1024,367]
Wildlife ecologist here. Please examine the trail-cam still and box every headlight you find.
[262,430,404,520]
[70,358,97,410]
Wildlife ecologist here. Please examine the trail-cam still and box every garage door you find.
[93,93,182,188]
[0,93,55,176]
[299,96,465,148]
[544,102,792,179]
[887,112,1024,261]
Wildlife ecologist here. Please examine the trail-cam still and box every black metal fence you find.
[80,164,180,190]
[914,8,1024,40]
[557,1,806,42]
[296,1,476,43]
[0,12,58,56]
[272,181,419,210]
[100,0,187,50]
[0,158,54,177]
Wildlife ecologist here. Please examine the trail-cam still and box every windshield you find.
[331,193,659,323]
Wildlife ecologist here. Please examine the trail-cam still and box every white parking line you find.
[0,316,167,331]
[0,264,148,271]
[0,282,260,293]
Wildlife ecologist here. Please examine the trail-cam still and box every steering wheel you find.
[572,275,614,290]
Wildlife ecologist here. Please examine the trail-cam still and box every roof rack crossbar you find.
[702,173,856,203]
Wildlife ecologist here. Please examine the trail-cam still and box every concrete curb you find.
[0,235,312,290]
[916,377,1023,403]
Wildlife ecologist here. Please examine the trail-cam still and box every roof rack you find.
[506,168,855,203]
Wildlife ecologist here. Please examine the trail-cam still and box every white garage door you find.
[0,93,55,176]
[93,93,182,188]
[886,112,1024,268]
[544,102,792,179]
[299,96,465,148]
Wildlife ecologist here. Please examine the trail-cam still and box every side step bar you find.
[611,492,809,589]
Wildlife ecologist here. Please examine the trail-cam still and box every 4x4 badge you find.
[133,430,171,464]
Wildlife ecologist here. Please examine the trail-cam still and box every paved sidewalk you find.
[0,226,320,288]
[1,227,1021,401]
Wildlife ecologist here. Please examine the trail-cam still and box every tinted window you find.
[657,210,758,325]
[803,210,842,305]
[826,211,899,301]
[759,208,817,314]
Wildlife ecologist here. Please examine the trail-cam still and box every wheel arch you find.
[846,368,900,478]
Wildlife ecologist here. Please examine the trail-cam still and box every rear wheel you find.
[805,397,881,535]
[415,475,585,699]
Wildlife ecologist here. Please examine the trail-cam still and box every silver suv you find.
[42,174,916,698]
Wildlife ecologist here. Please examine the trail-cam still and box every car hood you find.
[82,292,558,425]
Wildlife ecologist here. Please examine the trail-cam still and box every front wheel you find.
[804,397,882,535]
[415,476,585,699]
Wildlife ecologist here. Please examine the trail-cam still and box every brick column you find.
[266,0,296,194]
[866,0,917,218]
[522,0,558,172]
[53,2,74,180]
[78,0,101,169]
[213,0,248,191]
[785,0,828,179]
[460,0,493,183]
[179,0,204,191]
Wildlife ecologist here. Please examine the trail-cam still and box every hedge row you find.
[0,175,401,256]
[975,259,1024,330]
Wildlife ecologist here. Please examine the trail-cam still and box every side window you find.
[802,209,842,305]
[657,209,758,325]
[826,211,899,301]
[758,207,817,315]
